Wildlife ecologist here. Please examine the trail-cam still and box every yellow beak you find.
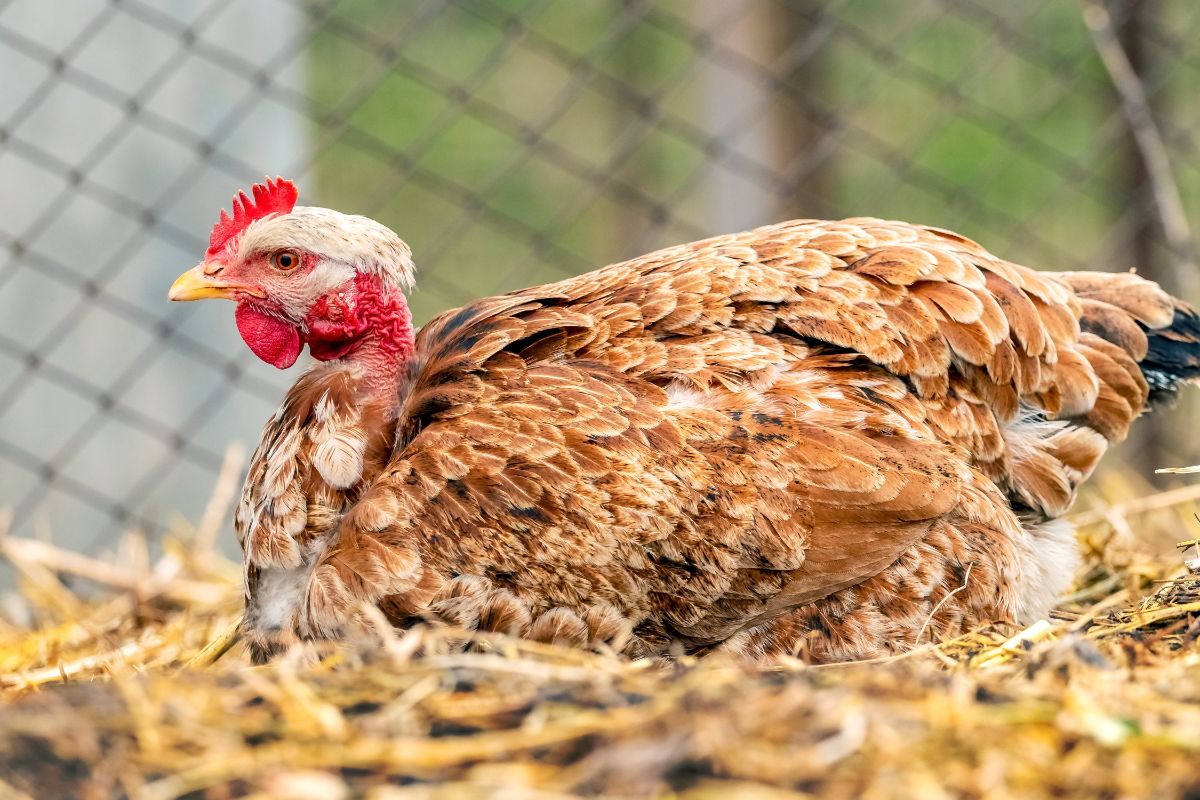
[168,264,262,301]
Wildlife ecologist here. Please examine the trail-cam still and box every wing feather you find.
[242,217,1186,656]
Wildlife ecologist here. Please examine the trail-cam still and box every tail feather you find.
[1142,301,1200,400]
[1052,270,1175,330]
[996,269,1198,521]
[1052,270,1200,401]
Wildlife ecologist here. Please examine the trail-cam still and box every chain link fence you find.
[2,0,1199,559]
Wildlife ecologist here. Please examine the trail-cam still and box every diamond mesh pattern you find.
[0,0,1197,555]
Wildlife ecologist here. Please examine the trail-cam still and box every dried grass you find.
[1,469,1200,799]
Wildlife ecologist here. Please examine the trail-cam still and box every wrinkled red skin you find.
[234,271,414,380]
[306,272,413,362]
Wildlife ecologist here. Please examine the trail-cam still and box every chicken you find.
[169,177,1200,663]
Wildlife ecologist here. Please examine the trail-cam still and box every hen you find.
[170,177,1200,663]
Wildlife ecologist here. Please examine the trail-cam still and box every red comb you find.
[206,176,298,258]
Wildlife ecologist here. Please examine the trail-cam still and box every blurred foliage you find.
[305,0,1200,475]
[306,2,1195,311]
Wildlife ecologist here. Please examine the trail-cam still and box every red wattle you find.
[236,303,302,369]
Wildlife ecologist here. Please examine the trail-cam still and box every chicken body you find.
[171,189,1200,663]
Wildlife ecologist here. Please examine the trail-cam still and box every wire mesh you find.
[1,0,1199,557]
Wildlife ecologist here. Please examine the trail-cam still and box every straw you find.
[2,470,1200,797]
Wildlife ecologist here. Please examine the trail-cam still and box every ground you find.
[1,478,1199,799]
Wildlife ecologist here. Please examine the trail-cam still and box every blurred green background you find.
[310,1,1199,315]
[307,0,1200,478]
[1,0,1198,554]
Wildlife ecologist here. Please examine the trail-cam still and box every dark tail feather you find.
[1051,270,1200,405]
[1143,301,1200,402]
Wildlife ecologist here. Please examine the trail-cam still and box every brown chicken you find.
[169,178,1200,663]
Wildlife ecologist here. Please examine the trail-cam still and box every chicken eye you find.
[270,251,300,271]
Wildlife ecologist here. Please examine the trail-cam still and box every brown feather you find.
[231,216,1200,664]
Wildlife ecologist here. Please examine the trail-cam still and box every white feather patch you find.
[312,432,367,489]
[1011,517,1078,623]
[253,565,310,629]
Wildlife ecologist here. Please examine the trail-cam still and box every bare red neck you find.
[305,272,414,394]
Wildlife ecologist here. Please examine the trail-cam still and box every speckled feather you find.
[236,217,1199,662]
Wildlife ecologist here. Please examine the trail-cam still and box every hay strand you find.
[2,475,1200,796]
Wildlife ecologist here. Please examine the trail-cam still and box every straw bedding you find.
[2,478,1199,799]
